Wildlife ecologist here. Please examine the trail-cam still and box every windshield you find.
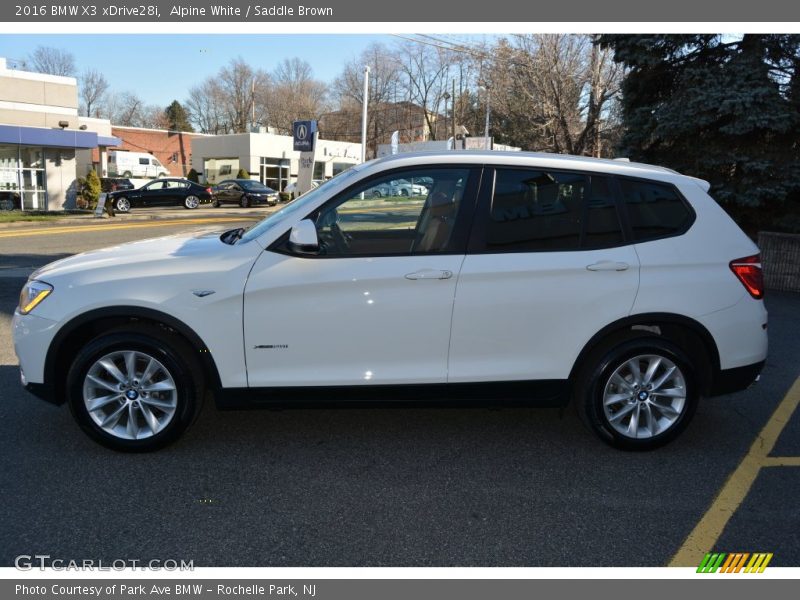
[238,167,361,244]
[240,181,273,192]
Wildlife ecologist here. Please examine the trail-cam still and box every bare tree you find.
[218,58,270,133]
[396,41,455,140]
[265,58,329,135]
[28,46,76,76]
[486,35,622,155]
[80,69,109,117]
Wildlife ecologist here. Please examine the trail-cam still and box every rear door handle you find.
[405,269,453,280]
[586,261,629,272]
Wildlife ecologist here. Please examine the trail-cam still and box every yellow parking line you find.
[669,376,800,566]
[0,218,256,239]
[763,456,800,467]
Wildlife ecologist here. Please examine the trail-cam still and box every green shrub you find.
[186,168,199,183]
[236,168,250,180]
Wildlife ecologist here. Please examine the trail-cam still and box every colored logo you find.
[697,552,773,573]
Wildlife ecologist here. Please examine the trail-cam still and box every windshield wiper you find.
[221,227,245,245]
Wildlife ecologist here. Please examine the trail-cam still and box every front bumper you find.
[12,310,60,403]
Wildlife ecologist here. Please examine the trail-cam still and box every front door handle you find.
[405,269,453,280]
[586,261,630,272]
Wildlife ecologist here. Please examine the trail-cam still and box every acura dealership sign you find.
[293,120,317,152]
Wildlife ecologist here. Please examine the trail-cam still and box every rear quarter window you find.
[619,179,692,241]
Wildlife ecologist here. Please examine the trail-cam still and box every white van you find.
[109,151,169,179]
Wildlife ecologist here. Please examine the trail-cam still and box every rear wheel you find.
[66,327,203,452]
[576,338,698,450]
[240,195,250,208]
[212,199,221,208]
[184,195,200,209]
[122,171,132,178]
[115,197,130,213]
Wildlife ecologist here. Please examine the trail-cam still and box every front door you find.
[242,166,479,388]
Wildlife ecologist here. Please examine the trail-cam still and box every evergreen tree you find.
[600,34,800,232]
[164,100,194,132]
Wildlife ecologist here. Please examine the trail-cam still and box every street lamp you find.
[442,92,450,143]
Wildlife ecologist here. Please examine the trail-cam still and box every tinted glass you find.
[488,169,586,251]
[584,175,623,248]
[240,181,272,192]
[619,179,691,241]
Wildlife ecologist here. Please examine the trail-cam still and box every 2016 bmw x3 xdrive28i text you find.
[13,152,767,451]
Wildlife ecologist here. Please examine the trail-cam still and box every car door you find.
[136,181,161,207]
[242,166,480,388]
[448,167,641,384]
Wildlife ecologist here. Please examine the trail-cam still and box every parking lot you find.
[0,217,798,567]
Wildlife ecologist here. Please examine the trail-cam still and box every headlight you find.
[18,280,53,315]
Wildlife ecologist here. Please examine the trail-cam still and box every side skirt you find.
[214,380,569,410]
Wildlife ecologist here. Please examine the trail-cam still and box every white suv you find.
[13,152,767,451]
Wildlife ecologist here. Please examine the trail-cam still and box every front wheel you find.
[184,195,200,209]
[240,195,250,208]
[115,197,131,213]
[576,338,698,451]
[66,327,203,452]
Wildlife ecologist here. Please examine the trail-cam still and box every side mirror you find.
[288,219,319,254]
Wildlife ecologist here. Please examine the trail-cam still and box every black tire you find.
[212,199,221,208]
[400,188,409,196]
[240,195,250,208]
[122,171,132,178]
[66,326,204,452]
[575,337,698,451]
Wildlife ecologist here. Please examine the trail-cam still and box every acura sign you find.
[293,120,317,152]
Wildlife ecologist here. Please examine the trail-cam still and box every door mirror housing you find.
[288,219,319,254]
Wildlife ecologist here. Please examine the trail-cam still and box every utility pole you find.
[360,65,370,163]
[442,91,450,145]
[483,84,491,150]
[452,78,456,148]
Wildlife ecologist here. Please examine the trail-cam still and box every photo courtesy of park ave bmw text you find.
[0,0,799,597]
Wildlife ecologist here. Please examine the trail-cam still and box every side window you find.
[487,169,586,251]
[312,168,471,257]
[584,175,624,248]
[619,179,691,241]
[139,158,149,165]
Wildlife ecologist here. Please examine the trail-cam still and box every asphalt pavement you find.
[0,218,798,567]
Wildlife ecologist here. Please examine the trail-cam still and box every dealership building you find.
[0,58,119,211]
[191,131,362,191]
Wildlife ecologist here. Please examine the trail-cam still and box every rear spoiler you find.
[688,176,711,192]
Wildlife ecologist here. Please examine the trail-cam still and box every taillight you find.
[730,255,764,299]
[206,187,212,194]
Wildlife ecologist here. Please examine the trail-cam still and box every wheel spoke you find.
[100,402,127,429]
[87,393,123,412]
[98,358,126,384]
[86,374,121,393]
[604,393,630,407]
[140,396,176,410]
[627,404,641,436]
[126,403,139,439]
[653,387,685,398]
[626,359,643,385]
[650,366,677,391]
[139,403,161,434]
[650,400,680,418]
[141,380,176,393]
[643,357,662,386]
[609,403,636,423]
[643,403,658,436]
[140,357,157,386]
[124,351,137,381]
[611,373,633,392]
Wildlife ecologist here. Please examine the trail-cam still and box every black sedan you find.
[212,179,279,208]
[108,178,213,213]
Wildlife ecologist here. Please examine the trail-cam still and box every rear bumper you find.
[709,360,765,396]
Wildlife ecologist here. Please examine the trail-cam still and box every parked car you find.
[371,178,428,197]
[212,179,279,208]
[100,177,135,194]
[107,178,212,212]
[13,151,767,452]
[0,190,21,210]
[108,151,169,179]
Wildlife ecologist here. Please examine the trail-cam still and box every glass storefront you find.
[0,144,47,210]
[260,156,290,191]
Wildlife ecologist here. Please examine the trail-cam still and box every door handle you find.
[404,269,453,280]
[586,260,629,272]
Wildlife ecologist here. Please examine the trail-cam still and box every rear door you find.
[448,167,640,383]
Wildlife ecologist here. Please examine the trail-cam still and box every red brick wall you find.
[93,127,205,177]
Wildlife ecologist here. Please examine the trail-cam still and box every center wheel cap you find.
[125,389,139,400]
[638,391,649,401]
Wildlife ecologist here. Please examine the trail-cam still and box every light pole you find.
[442,91,450,144]
[360,66,370,164]
[483,84,491,150]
